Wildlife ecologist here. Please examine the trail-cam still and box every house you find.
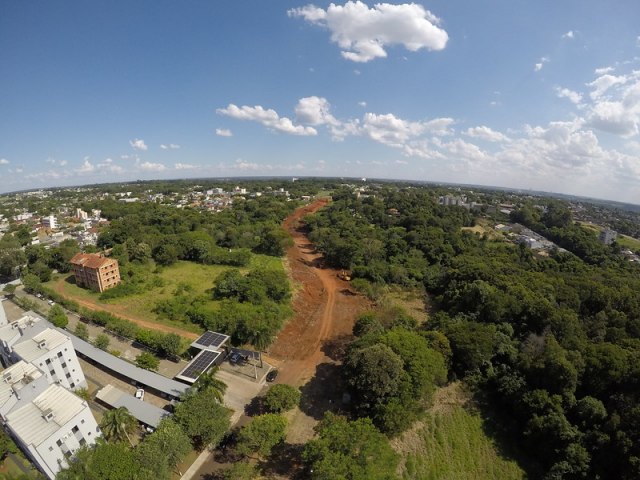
[69,253,121,293]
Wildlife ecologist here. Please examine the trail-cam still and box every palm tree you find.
[193,366,227,403]
[99,407,137,445]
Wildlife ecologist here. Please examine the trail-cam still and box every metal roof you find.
[6,384,87,446]
[13,329,69,363]
[64,333,189,398]
[175,349,221,383]
[96,385,169,428]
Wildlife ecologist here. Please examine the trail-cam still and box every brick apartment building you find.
[69,253,121,293]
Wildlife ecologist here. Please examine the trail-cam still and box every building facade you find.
[69,253,121,293]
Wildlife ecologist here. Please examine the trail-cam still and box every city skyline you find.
[1,1,640,203]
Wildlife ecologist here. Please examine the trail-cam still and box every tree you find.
[21,273,41,293]
[135,351,160,371]
[59,441,140,480]
[47,304,68,328]
[236,413,287,458]
[75,322,89,341]
[192,366,227,403]
[173,389,231,449]
[222,460,257,480]
[264,384,301,413]
[137,419,191,478]
[344,343,405,410]
[160,333,183,358]
[303,413,399,480]
[0,428,17,461]
[93,333,110,351]
[99,407,137,445]
[2,283,16,294]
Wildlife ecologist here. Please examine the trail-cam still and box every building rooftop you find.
[0,299,7,327]
[6,384,87,446]
[0,361,43,409]
[66,333,189,398]
[0,314,48,345]
[13,329,69,362]
[69,252,114,269]
[96,385,169,428]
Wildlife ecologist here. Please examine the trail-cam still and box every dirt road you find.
[269,198,369,386]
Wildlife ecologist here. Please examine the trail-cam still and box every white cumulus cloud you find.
[217,104,317,136]
[555,87,583,104]
[160,143,180,150]
[288,1,449,62]
[137,161,166,172]
[0,158,9,165]
[215,128,233,137]
[562,30,575,39]
[534,57,549,72]
[465,126,509,142]
[129,138,148,151]
[174,163,197,170]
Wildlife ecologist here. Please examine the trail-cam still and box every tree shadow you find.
[298,362,347,421]
[259,442,306,479]
[65,275,78,285]
[244,395,265,417]
[320,334,353,361]
[473,390,541,479]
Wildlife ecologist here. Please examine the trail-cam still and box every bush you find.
[94,334,110,351]
[136,351,160,371]
[264,384,301,413]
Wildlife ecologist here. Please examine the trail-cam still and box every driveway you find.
[218,369,266,424]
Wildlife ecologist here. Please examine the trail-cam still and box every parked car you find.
[135,388,145,401]
[266,369,278,382]
[229,352,248,365]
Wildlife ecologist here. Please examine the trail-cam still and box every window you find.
[61,362,67,368]
[70,382,75,388]
[81,419,85,424]
[65,372,71,379]
[49,446,53,452]
[72,426,79,434]
[56,439,62,447]
[57,352,63,358]
[49,370,55,376]
[45,359,51,365]
[79,438,86,446]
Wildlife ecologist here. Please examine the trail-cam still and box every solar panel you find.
[178,350,221,381]
[194,331,229,349]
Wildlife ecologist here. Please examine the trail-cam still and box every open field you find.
[393,383,525,480]
[44,255,285,336]
[462,218,506,241]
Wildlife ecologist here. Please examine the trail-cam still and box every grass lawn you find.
[395,384,525,480]
[44,255,286,334]
[578,222,640,251]
[0,452,38,478]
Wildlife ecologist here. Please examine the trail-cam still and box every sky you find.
[1,1,640,203]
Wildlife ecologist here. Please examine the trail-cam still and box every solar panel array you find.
[178,350,220,381]
[195,331,229,349]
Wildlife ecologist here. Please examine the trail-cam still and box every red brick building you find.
[69,253,121,293]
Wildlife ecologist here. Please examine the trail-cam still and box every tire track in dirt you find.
[268,198,370,386]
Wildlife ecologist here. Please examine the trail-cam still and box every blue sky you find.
[1,1,640,203]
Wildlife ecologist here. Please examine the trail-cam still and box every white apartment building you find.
[3,379,99,479]
[42,215,57,230]
[0,314,99,479]
[75,208,88,220]
[0,315,87,390]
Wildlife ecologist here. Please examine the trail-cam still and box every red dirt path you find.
[52,277,200,340]
[267,198,370,386]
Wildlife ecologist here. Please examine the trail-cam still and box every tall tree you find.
[192,366,227,403]
[99,407,137,445]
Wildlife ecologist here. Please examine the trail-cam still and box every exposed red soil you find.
[267,198,370,387]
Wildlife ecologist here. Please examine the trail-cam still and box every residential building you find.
[69,253,121,293]
[0,314,100,479]
[0,314,87,390]
[4,381,100,479]
[75,209,88,220]
[42,216,57,230]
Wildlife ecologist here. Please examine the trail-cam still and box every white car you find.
[135,388,145,401]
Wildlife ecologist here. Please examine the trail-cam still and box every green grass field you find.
[396,384,525,480]
[44,255,286,333]
[579,222,640,252]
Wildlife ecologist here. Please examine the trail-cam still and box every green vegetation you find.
[308,187,640,478]
[47,304,68,328]
[135,351,160,371]
[401,406,524,480]
[236,413,287,458]
[173,389,231,450]
[99,408,137,445]
[264,384,301,413]
[303,413,399,480]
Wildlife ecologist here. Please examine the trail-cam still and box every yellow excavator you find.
[337,270,351,281]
